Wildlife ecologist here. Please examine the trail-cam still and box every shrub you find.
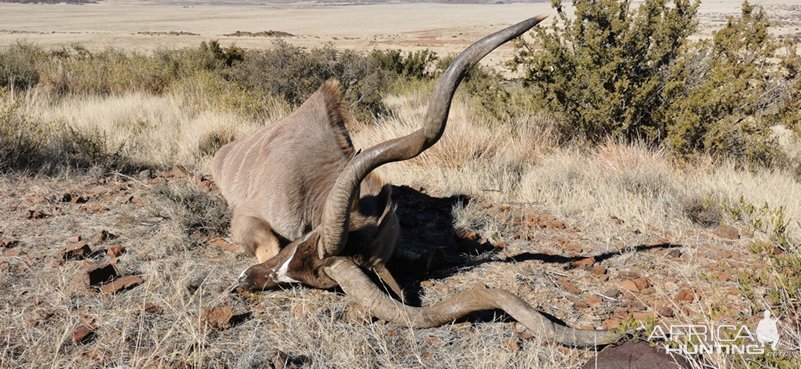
[369,49,438,79]
[513,0,799,165]
[0,42,40,91]
[228,40,393,117]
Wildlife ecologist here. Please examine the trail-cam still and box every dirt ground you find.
[0,166,772,368]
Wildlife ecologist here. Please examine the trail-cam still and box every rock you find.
[72,324,96,345]
[619,280,639,292]
[604,288,622,299]
[632,278,650,290]
[504,338,520,352]
[81,204,109,213]
[556,277,582,295]
[570,257,596,268]
[1,237,19,248]
[71,262,118,289]
[89,230,114,245]
[138,169,153,179]
[210,237,238,253]
[106,245,126,257]
[143,302,163,314]
[3,248,22,256]
[666,249,682,258]
[67,235,82,243]
[713,225,739,240]
[26,209,48,219]
[62,193,88,204]
[591,266,608,275]
[268,349,304,369]
[574,299,590,309]
[675,288,695,303]
[658,307,675,317]
[201,306,234,329]
[62,242,92,261]
[581,340,690,369]
[586,296,604,305]
[100,275,144,294]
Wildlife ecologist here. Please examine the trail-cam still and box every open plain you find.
[2,1,801,368]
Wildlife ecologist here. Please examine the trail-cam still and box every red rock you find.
[81,204,109,213]
[100,275,144,294]
[570,257,596,268]
[72,324,95,345]
[62,242,92,261]
[26,210,48,219]
[658,307,675,317]
[89,230,114,245]
[632,278,650,290]
[604,288,622,299]
[106,245,126,257]
[202,306,234,329]
[619,280,639,292]
[494,241,508,249]
[62,193,88,204]
[557,277,582,295]
[144,302,163,314]
[210,237,238,253]
[714,225,739,240]
[504,338,520,352]
[71,262,118,289]
[574,299,590,309]
[585,296,604,305]
[675,288,695,303]
[603,318,622,329]
[0,237,18,248]
[3,248,22,256]
[590,266,607,275]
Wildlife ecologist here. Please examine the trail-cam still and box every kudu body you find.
[212,17,621,347]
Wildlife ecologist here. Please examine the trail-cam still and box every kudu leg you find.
[230,209,282,263]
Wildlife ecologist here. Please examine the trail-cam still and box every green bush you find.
[513,0,799,165]
[369,49,438,80]
[227,40,394,117]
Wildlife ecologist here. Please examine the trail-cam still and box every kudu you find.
[212,17,621,347]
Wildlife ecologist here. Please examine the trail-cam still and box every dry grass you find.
[2,79,801,368]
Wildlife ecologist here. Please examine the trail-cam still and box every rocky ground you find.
[0,167,776,368]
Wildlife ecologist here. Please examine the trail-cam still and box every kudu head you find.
[239,16,623,348]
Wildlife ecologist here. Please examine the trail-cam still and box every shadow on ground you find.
[387,185,682,310]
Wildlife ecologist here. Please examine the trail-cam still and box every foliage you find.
[0,42,41,91]
[228,40,395,117]
[369,49,438,80]
[513,0,799,165]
